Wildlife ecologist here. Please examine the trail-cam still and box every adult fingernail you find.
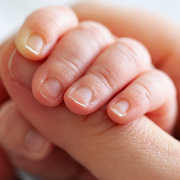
[25,34,44,55]
[25,129,49,152]
[111,100,129,117]
[8,49,41,87]
[40,79,62,103]
[69,87,93,106]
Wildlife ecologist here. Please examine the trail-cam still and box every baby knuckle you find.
[53,55,83,76]
[152,70,174,89]
[27,10,58,30]
[150,70,167,87]
[131,82,152,104]
[114,41,141,68]
[26,7,77,41]
[114,38,151,69]
[151,70,177,99]
[89,65,119,91]
[79,21,113,47]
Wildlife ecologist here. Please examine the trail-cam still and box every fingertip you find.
[32,68,63,107]
[15,29,46,61]
[64,88,92,115]
[107,100,134,125]
[107,90,143,125]
[15,6,79,61]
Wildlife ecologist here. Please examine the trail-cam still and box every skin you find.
[0,2,180,180]
[72,2,180,139]
[14,6,177,129]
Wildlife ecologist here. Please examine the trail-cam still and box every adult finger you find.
[0,101,96,180]
[0,101,52,160]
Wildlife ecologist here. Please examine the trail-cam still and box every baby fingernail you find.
[40,79,62,102]
[111,100,129,117]
[25,129,49,152]
[69,87,93,106]
[8,49,40,87]
[25,34,44,55]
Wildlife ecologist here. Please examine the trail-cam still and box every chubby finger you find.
[15,6,78,60]
[0,101,52,160]
[73,2,179,66]
[107,69,177,133]
[1,39,180,180]
[64,38,152,115]
[31,21,114,106]
[73,2,180,140]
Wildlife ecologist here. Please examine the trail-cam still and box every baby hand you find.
[0,5,178,180]
[14,6,177,132]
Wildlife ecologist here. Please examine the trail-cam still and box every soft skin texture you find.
[14,6,177,131]
[0,2,180,180]
[73,2,180,138]
[0,41,180,179]
[15,6,78,60]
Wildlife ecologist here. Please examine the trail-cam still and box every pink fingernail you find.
[40,79,62,103]
[69,87,93,106]
[25,34,44,55]
[111,100,129,117]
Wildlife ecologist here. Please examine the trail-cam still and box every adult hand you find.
[0,45,18,180]
[0,97,179,180]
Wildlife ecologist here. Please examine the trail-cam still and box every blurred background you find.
[1,0,180,44]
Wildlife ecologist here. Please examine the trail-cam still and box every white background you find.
[1,0,180,44]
